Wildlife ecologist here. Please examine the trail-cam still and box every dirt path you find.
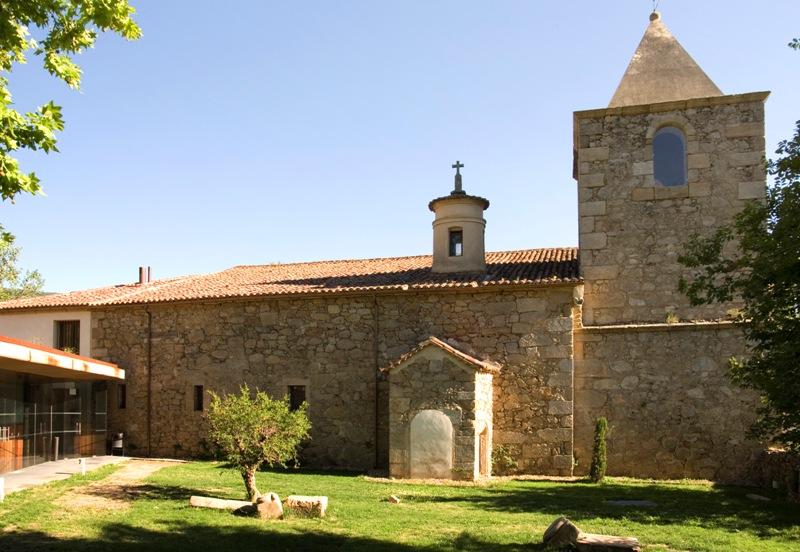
[56,459,176,511]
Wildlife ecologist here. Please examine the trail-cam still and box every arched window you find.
[653,127,687,187]
[448,228,463,257]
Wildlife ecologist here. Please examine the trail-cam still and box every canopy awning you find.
[0,335,124,381]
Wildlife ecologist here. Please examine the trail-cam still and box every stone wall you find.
[574,93,768,325]
[92,285,576,474]
[387,347,493,480]
[573,322,762,482]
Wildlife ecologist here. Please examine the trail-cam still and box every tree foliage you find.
[206,384,311,501]
[589,417,608,483]
[0,224,42,300]
[0,1,140,205]
[678,115,800,453]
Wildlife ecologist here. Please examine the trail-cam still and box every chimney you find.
[138,266,151,284]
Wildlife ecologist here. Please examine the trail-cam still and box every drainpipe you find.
[146,305,153,458]
[373,294,380,470]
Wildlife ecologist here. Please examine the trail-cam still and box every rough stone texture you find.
[576,533,641,552]
[256,492,283,520]
[285,495,327,517]
[95,287,576,475]
[575,94,767,325]
[189,496,252,510]
[387,346,494,480]
[573,323,762,482]
[749,450,800,500]
[542,517,581,548]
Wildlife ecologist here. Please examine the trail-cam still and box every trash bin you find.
[111,432,124,456]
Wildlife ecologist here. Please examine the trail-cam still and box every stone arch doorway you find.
[409,410,453,479]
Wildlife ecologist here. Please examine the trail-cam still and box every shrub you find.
[491,444,519,475]
[206,384,311,501]
[589,417,608,483]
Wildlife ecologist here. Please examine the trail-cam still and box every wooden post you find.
[78,457,86,475]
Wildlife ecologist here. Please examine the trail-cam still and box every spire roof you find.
[609,12,722,108]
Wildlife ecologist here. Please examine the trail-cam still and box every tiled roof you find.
[383,336,501,374]
[0,248,579,311]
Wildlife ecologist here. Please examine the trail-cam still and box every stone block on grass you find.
[285,495,328,518]
[256,492,283,520]
[576,533,640,551]
[542,516,581,548]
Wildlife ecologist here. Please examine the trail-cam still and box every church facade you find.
[0,14,768,481]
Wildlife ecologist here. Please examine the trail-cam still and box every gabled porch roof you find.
[383,336,500,375]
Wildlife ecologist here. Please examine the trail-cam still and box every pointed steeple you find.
[609,12,722,107]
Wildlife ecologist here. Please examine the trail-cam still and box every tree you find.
[678,39,800,453]
[589,417,608,483]
[0,1,141,233]
[0,225,43,299]
[206,385,312,501]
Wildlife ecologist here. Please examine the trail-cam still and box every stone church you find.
[0,13,768,482]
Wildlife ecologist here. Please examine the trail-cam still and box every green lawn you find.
[1,461,798,551]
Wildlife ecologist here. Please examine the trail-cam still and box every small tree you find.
[589,417,608,483]
[206,384,311,501]
[0,226,43,300]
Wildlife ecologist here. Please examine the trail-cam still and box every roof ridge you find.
[100,273,208,303]
[228,247,577,270]
[228,253,433,270]
[0,247,581,311]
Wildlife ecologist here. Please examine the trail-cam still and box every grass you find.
[1,461,799,551]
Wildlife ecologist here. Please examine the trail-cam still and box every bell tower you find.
[573,12,769,325]
[429,161,490,273]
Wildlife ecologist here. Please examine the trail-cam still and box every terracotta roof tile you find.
[0,248,579,311]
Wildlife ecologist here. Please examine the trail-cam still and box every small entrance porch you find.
[385,337,499,480]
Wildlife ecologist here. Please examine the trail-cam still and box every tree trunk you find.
[242,466,259,501]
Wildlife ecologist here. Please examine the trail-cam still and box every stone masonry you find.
[573,322,761,482]
[575,93,767,325]
[570,88,769,484]
[386,344,495,480]
[95,286,576,475]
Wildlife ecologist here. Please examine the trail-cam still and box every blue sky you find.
[5,0,799,292]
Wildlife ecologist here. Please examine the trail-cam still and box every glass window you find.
[117,384,126,409]
[55,321,80,354]
[193,385,204,412]
[448,229,463,257]
[653,127,687,187]
[288,385,306,412]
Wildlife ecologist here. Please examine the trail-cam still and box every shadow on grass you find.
[77,483,215,502]
[212,462,366,478]
[0,523,541,552]
[405,480,800,538]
